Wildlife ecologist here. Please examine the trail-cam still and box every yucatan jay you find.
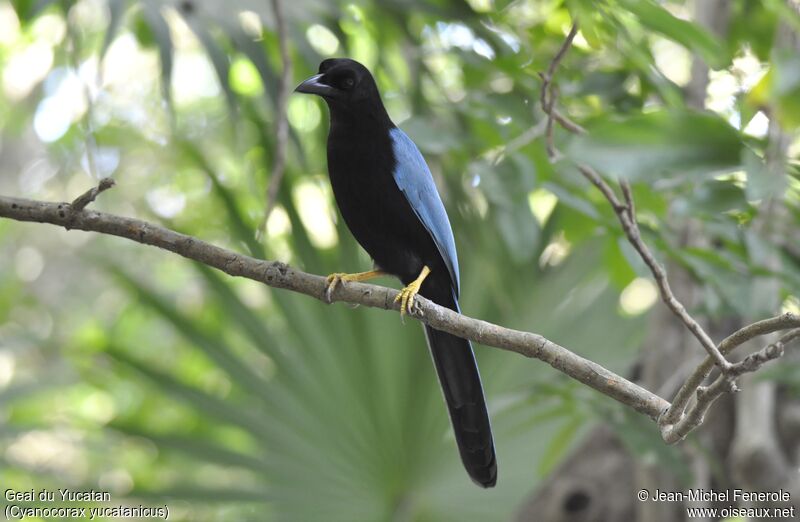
[295,58,497,487]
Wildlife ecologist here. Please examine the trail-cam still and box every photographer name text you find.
[647,488,790,503]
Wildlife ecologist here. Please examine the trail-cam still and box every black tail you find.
[423,283,497,488]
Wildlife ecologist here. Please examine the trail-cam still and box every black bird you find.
[295,58,497,487]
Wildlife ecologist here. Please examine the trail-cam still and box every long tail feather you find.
[423,284,497,487]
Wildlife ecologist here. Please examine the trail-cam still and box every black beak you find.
[294,73,338,98]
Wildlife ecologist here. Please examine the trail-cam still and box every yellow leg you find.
[325,270,385,302]
[394,266,431,318]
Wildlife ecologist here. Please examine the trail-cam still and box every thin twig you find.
[553,109,586,134]
[782,327,800,345]
[539,25,729,370]
[577,164,627,213]
[618,178,730,371]
[664,313,800,425]
[259,0,292,236]
[534,22,775,434]
[70,178,116,211]
[539,23,581,159]
[662,329,799,443]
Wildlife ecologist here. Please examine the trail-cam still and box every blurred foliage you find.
[0,0,798,520]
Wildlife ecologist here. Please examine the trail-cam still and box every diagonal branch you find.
[0,189,669,419]
[2,184,798,442]
[538,23,583,159]
[617,178,729,372]
[539,23,730,373]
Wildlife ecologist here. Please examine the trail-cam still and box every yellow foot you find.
[325,270,385,303]
[394,266,431,318]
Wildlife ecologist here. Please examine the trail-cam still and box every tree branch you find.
[662,329,799,443]
[539,24,728,372]
[3,171,799,443]
[538,23,583,159]
[666,313,800,427]
[0,189,670,421]
[70,177,116,211]
[1,15,797,449]
[537,21,800,440]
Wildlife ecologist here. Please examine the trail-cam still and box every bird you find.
[294,58,497,487]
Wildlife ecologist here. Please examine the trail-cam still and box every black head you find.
[294,58,383,109]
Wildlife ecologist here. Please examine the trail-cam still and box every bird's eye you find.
[343,77,355,89]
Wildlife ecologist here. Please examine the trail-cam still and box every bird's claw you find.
[324,272,348,303]
[393,266,431,321]
[394,281,422,319]
[324,270,385,303]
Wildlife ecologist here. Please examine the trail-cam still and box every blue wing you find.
[389,127,460,296]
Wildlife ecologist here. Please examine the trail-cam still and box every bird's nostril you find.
[563,490,591,513]
[179,0,194,14]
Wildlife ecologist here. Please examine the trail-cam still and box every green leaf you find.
[604,236,636,289]
[109,268,271,402]
[179,140,264,258]
[762,0,800,35]
[678,248,753,317]
[181,12,237,116]
[193,264,284,362]
[537,415,584,477]
[139,1,174,110]
[109,422,269,473]
[618,0,728,69]
[105,345,271,438]
[494,203,541,264]
[10,0,57,22]
[729,0,778,61]
[99,0,127,64]
[772,50,800,129]
[567,110,744,181]
[690,179,749,215]
[217,17,279,105]
[569,0,614,49]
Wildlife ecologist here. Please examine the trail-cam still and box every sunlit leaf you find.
[180,9,238,116]
[10,0,57,21]
[567,110,744,181]
[618,0,728,69]
[100,0,128,64]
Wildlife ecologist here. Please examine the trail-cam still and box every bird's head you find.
[294,58,381,107]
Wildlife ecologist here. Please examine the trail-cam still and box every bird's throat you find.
[325,98,393,137]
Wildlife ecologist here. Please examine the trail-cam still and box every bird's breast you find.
[326,129,434,281]
[326,137,398,233]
